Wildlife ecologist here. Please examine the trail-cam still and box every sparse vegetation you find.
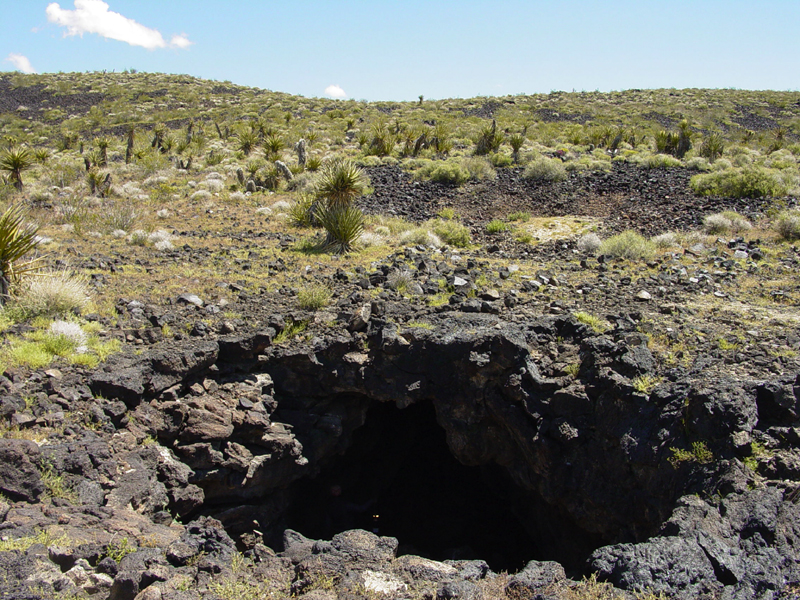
[523,156,568,182]
[702,211,752,234]
[0,72,797,599]
[669,441,714,467]
[598,231,655,261]
[297,284,332,310]
[775,209,800,241]
[574,311,609,333]
[691,166,788,198]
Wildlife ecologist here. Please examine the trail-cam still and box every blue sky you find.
[2,0,799,101]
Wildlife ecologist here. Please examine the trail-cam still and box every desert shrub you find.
[507,211,531,222]
[399,227,442,247]
[103,202,138,232]
[428,218,470,247]
[713,158,735,170]
[523,157,567,182]
[199,179,225,192]
[286,172,312,192]
[297,285,331,310]
[486,219,509,234]
[577,233,602,254]
[775,209,800,241]
[652,232,679,248]
[685,156,711,171]
[461,157,495,181]
[702,211,752,235]
[489,153,513,168]
[690,166,788,198]
[190,189,212,201]
[417,160,470,186]
[598,230,655,261]
[413,157,494,185]
[387,270,414,293]
[48,320,88,353]
[640,153,682,169]
[148,230,175,251]
[357,231,387,248]
[11,270,89,318]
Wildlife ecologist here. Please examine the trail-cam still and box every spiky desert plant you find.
[264,134,285,160]
[431,123,453,156]
[699,132,725,163]
[0,205,41,303]
[367,121,396,157]
[315,159,368,210]
[474,120,504,155]
[151,124,167,153]
[125,125,135,164]
[0,147,34,191]
[288,194,315,228]
[317,205,365,254]
[236,127,259,156]
[33,148,50,165]
[95,137,110,166]
[508,133,525,163]
[675,119,693,159]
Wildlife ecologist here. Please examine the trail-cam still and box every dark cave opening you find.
[285,400,541,573]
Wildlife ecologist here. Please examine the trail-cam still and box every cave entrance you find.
[286,400,538,572]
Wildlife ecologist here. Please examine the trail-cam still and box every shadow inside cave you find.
[285,400,543,573]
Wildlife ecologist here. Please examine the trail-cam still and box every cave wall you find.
[87,312,800,596]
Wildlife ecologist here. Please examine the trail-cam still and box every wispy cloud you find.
[324,84,347,99]
[4,54,37,74]
[46,0,192,50]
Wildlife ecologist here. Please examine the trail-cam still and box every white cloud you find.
[46,0,192,50]
[325,84,347,99]
[4,54,37,74]
[169,34,192,49]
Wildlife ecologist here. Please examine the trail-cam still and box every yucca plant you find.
[236,128,259,156]
[699,132,725,163]
[675,120,693,159]
[474,120,504,155]
[125,125,135,164]
[33,148,50,165]
[288,194,315,228]
[315,159,368,210]
[264,134,285,160]
[95,137,110,166]
[0,147,34,191]
[0,205,42,303]
[431,123,452,156]
[508,133,525,163]
[367,122,396,157]
[317,205,365,254]
[305,155,322,171]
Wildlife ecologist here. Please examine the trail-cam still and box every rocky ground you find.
[1,161,800,600]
